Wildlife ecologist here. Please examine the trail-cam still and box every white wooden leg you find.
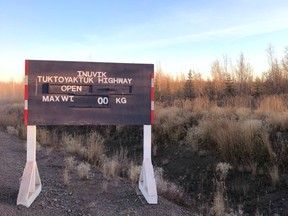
[17,125,42,207]
[139,125,158,204]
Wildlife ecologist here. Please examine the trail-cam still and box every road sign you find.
[24,60,154,125]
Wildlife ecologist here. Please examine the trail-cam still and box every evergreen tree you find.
[224,75,235,97]
[252,78,262,98]
[183,70,195,100]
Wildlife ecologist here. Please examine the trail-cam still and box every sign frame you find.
[24,60,154,125]
[18,60,157,207]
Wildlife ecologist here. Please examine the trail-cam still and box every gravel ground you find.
[0,129,196,216]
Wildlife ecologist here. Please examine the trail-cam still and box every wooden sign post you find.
[139,125,157,204]
[17,125,42,207]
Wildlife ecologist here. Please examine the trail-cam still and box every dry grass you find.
[102,149,127,180]
[212,191,225,216]
[154,105,196,145]
[0,104,21,126]
[37,128,51,146]
[65,156,76,172]
[192,115,274,169]
[102,180,109,193]
[102,147,140,182]
[129,162,141,184]
[257,95,286,114]
[6,126,18,135]
[268,111,288,130]
[63,157,76,186]
[63,168,70,186]
[235,107,253,120]
[212,162,232,216]
[154,167,185,203]
[268,164,279,187]
[102,157,119,179]
[86,132,104,166]
[0,103,26,139]
[192,97,211,113]
[62,133,85,156]
[181,97,288,184]
[76,162,90,180]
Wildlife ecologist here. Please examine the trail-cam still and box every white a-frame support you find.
[139,125,158,204]
[17,125,42,207]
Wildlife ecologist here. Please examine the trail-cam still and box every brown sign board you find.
[25,60,153,125]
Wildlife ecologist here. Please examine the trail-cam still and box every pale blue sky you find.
[0,0,288,81]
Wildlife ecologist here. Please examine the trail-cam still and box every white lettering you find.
[60,85,82,92]
[97,97,109,105]
[37,76,94,84]
[97,77,132,84]
[42,95,74,102]
[77,71,107,78]
[54,96,60,102]
[116,97,127,104]
[42,95,50,102]
[61,95,74,102]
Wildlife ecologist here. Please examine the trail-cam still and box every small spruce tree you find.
[183,70,195,100]
[252,78,262,98]
[224,75,235,97]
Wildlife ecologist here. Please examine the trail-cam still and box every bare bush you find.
[6,126,18,135]
[0,104,21,127]
[257,95,286,114]
[65,156,76,172]
[86,131,104,166]
[154,105,196,145]
[129,162,141,184]
[76,162,90,180]
[63,168,70,186]
[212,162,232,216]
[37,128,51,146]
[102,157,119,179]
[62,133,85,156]
[155,167,185,203]
[268,164,279,187]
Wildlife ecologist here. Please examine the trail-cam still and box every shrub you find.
[86,131,104,166]
[154,167,185,204]
[102,157,119,179]
[76,162,90,180]
[129,162,141,184]
[62,133,85,156]
[65,156,76,172]
[257,95,286,114]
[63,168,70,186]
[154,104,197,146]
[268,164,279,187]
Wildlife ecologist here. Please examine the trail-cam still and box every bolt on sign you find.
[24,60,154,125]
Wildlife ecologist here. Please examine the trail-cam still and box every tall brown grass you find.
[156,95,288,188]
[0,103,26,139]
[86,132,104,166]
[257,95,286,113]
[76,162,91,180]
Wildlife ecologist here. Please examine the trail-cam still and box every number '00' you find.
[97,97,109,105]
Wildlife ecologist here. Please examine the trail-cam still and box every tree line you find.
[1,44,288,104]
[0,79,23,103]
[155,44,288,102]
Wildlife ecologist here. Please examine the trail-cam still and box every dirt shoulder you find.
[0,129,195,216]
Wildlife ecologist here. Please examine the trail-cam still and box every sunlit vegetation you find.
[1,44,288,214]
[155,45,288,103]
[0,79,23,104]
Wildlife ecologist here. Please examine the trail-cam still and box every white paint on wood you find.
[27,125,36,162]
[139,125,158,204]
[17,125,42,207]
[17,161,41,207]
